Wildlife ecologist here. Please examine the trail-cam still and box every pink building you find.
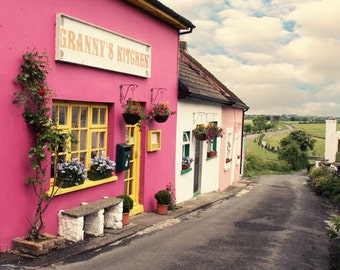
[0,0,194,252]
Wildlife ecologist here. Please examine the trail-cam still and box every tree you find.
[278,130,315,170]
[280,130,315,152]
[244,123,253,134]
[278,142,308,170]
[252,115,269,133]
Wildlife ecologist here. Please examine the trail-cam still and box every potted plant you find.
[148,101,175,123]
[193,123,224,141]
[182,156,193,170]
[87,155,116,180]
[122,99,146,125]
[154,189,172,215]
[117,195,134,225]
[57,159,87,188]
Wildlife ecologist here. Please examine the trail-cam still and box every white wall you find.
[175,100,222,203]
[325,119,340,162]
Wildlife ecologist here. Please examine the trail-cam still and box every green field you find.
[244,139,278,160]
[263,131,325,158]
[284,122,327,138]
[245,121,331,159]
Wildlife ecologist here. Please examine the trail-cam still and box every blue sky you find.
[161,0,340,116]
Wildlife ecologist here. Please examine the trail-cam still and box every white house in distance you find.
[175,42,249,203]
[325,119,340,162]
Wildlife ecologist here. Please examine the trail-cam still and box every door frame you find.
[193,140,202,196]
[125,124,144,215]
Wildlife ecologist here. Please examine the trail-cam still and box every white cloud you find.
[161,0,340,116]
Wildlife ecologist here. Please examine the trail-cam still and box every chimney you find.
[180,40,187,51]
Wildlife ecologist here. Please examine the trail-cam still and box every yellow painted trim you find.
[147,129,161,152]
[130,204,144,215]
[125,124,144,215]
[46,176,118,197]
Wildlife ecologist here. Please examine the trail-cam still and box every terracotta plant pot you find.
[153,115,169,123]
[182,164,191,170]
[122,212,130,225]
[156,203,169,215]
[207,151,217,158]
[122,113,141,125]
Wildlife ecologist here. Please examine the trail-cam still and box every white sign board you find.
[55,13,151,78]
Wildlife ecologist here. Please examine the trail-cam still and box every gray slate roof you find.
[179,46,249,111]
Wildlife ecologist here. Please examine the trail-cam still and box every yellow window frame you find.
[47,102,117,196]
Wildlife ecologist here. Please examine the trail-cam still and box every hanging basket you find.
[122,113,141,125]
[194,133,207,141]
[154,115,169,123]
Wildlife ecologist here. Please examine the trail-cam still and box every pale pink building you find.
[0,0,194,252]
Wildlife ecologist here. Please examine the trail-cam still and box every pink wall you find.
[0,0,179,252]
[219,107,244,191]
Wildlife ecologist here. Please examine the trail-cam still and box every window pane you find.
[59,106,68,125]
[92,108,99,125]
[71,130,79,151]
[79,152,86,164]
[100,108,106,125]
[52,106,57,124]
[207,141,212,152]
[99,132,105,148]
[81,107,88,128]
[92,132,98,149]
[183,132,190,143]
[80,130,87,150]
[72,107,79,128]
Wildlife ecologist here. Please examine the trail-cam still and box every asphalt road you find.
[46,172,333,270]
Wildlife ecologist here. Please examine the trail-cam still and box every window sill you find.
[46,176,118,197]
[181,167,192,175]
[206,155,218,161]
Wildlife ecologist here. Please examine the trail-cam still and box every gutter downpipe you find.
[179,27,194,35]
[240,107,249,177]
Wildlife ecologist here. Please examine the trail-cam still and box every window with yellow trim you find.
[49,102,116,195]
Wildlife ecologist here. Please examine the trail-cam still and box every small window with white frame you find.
[181,131,193,173]
[207,121,218,159]
[224,128,233,169]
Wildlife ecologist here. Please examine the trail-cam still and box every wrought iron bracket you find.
[151,88,167,104]
[193,112,217,125]
[120,84,138,104]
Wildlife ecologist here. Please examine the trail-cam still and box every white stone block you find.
[58,211,84,242]
[104,202,123,229]
[84,209,104,236]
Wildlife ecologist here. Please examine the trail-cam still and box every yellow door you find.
[125,124,144,215]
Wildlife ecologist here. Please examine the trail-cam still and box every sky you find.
[161,0,340,117]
